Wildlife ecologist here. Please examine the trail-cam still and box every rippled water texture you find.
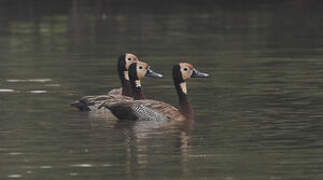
[1,0,323,179]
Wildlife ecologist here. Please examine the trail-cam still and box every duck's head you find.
[129,61,163,86]
[173,62,209,94]
[118,52,139,80]
[173,62,209,82]
[118,53,139,70]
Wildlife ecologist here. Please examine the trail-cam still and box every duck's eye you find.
[127,58,132,61]
[183,68,188,71]
[139,66,143,69]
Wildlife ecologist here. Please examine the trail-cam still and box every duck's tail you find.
[70,96,97,112]
[71,95,111,112]
[70,100,91,112]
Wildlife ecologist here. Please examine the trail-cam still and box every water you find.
[1,0,323,179]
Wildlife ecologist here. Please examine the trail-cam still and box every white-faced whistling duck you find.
[71,53,163,111]
[99,62,209,121]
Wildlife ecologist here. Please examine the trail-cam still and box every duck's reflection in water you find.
[89,113,193,176]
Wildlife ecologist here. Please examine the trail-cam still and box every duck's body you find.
[71,53,139,111]
[97,62,163,109]
[71,59,163,112]
[102,62,209,121]
[107,88,122,96]
[105,99,183,121]
[73,95,133,111]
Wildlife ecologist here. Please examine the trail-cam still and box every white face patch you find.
[136,63,148,80]
[125,53,138,69]
[179,64,193,81]
[135,80,141,87]
[124,71,129,80]
[180,82,187,94]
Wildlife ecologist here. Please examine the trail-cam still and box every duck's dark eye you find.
[139,66,143,69]
[184,68,188,71]
[128,58,132,61]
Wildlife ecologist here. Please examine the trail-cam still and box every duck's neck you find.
[118,70,132,97]
[174,81,194,119]
[122,79,132,97]
[130,79,146,100]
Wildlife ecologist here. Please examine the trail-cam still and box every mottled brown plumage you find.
[102,62,209,121]
[105,99,185,121]
[97,62,164,110]
[71,52,139,111]
[72,61,163,112]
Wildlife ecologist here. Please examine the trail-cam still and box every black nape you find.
[117,53,126,80]
[128,63,139,81]
[172,64,184,84]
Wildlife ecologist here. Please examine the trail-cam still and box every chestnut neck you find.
[174,81,194,119]
[117,54,132,97]
[129,64,146,100]
[130,81,146,100]
[173,65,194,120]
[122,79,132,97]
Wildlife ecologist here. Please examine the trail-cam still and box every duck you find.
[71,53,163,111]
[97,61,163,109]
[71,52,138,111]
[99,62,209,121]
[127,61,164,100]
[108,52,139,96]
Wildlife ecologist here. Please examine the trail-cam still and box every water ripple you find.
[40,165,53,169]
[69,172,78,176]
[8,152,23,156]
[45,84,61,87]
[7,78,52,83]
[8,174,22,178]
[0,89,15,92]
[29,90,47,94]
[70,164,93,168]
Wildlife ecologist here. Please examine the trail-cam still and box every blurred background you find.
[1,0,323,179]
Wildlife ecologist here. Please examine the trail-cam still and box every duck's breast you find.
[107,99,185,122]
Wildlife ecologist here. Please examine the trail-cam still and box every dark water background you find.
[1,0,323,179]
